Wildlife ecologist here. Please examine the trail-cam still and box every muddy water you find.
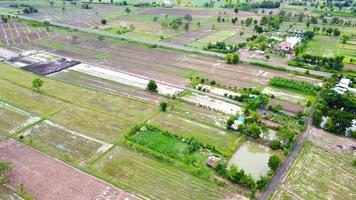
[228,140,272,179]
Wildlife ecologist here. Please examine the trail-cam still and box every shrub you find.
[268,154,281,171]
[226,53,233,64]
[269,140,282,150]
[256,175,270,190]
[146,80,158,93]
[159,102,168,111]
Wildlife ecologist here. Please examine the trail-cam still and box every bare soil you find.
[0,138,140,200]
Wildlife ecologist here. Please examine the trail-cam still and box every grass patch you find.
[0,79,67,117]
[79,92,157,122]
[48,106,131,143]
[0,63,91,103]
[148,112,242,157]
[304,35,338,57]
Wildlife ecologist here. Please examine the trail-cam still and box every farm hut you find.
[206,155,221,168]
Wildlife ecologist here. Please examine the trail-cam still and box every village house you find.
[278,36,301,53]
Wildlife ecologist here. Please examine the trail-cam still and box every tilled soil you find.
[0,138,141,200]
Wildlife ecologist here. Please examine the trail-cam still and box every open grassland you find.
[0,63,91,103]
[304,35,339,57]
[304,35,356,64]
[148,112,243,157]
[79,92,157,122]
[48,105,131,143]
[105,14,198,42]
[272,141,356,200]
[0,78,67,116]
[90,145,235,200]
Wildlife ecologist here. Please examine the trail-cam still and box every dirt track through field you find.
[0,138,141,200]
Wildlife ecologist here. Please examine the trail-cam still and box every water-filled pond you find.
[228,140,272,179]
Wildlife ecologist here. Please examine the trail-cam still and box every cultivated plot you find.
[0,20,48,46]
[189,30,237,48]
[0,139,139,200]
[21,120,112,166]
[273,141,356,200]
[262,86,310,105]
[0,101,40,135]
[48,106,131,143]
[78,92,158,122]
[91,145,234,200]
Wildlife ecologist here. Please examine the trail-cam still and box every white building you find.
[333,78,354,94]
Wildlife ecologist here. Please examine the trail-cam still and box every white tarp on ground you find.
[0,47,19,60]
[72,63,182,96]
[181,93,242,115]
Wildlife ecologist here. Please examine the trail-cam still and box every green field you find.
[272,141,356,200]
[148,112,242,157]
[189,30,237,48]
[303,35,356,64]
[304,35,339,57]
[129,129,190,160]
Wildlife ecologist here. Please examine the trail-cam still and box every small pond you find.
[228,140,272,179]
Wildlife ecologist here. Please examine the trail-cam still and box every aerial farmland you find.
[0,1,355,200]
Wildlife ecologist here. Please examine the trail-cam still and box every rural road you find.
[259,96,319,200]
[2,13,332,78]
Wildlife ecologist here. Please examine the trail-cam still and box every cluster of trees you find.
[1,15,9,23]
[205,41,238,54]
[215,162,256,189]
[298,54,344,71]
[246,35,269,51]
[161,15,192,32]
[317,27,341,36]
[116,24,135,34]
[225,53,239,64]
[9,3,38,14]
[260,11,288,30]
[269,77,318,94]
[313,89,356,138]
[81,3,92,9]
[234,0,280,10]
